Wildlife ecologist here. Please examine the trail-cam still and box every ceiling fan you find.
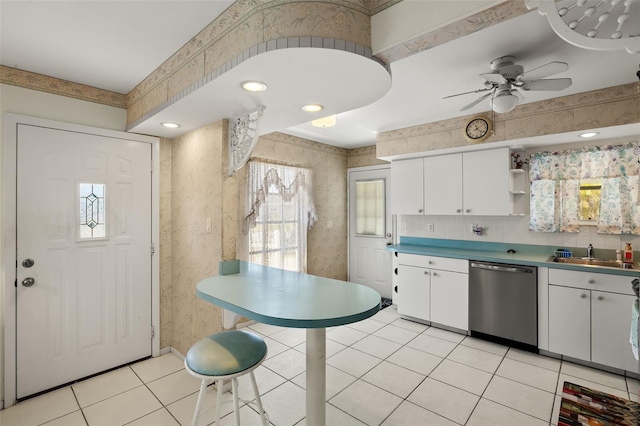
[444,55,572,113]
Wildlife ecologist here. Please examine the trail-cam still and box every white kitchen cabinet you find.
[462,148,511,216]
[423,154,463,215]
[548,269,638,372]
[391,158,424,215]
[591,291,638,372]
[430,269,468,330]
[548,285,591,362]
[395,253,468,330]
[397,148,514,216]
[396,264,430,321]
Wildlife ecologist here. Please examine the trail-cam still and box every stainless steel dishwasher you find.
[469,261,538,350]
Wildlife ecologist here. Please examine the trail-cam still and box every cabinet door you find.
[390,158,424,215]
[430,270,468,330]
[396,265,430,321]
[549,285,591,362]
[424,154,463,215]
[463,148,510,215]
[592,291,638,372]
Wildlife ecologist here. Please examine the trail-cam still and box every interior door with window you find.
[348,167,392,299]
[15,124,152,398]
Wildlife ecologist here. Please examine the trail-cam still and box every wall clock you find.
[464,116,492,143]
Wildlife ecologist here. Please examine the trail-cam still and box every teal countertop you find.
[388,238,640,278]
[196,261,381,328]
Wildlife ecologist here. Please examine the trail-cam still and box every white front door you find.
[348,167,392,299]
[16,124,152,398]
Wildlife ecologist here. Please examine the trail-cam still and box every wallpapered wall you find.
[236,132,351,280]
[161,125,358,354]
[167,122,227,355]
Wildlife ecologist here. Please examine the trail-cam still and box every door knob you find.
[22,259,34,268]
[22,277,35,287]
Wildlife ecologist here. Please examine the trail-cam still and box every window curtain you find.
[246,161,318,273]
[530,142,640,234]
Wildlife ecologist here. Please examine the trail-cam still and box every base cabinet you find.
[396,264,430,321]
[591,291,638,372]
[548,285,591,361]
[548,269,638,373]
[395,253,468,330]
[431,270,468,330]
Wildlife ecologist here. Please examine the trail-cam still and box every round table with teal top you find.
[196,260,381,426]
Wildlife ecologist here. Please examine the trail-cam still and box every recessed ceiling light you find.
[302,104,324,113]
[579,132,599,138]
[161,122,180,129]
[241,81,267,92]
[312,115,337,128]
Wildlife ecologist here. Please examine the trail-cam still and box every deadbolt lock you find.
[22,259,35,268]
[22,277,35,287]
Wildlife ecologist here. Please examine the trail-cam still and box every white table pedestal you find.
[306,328,326,426]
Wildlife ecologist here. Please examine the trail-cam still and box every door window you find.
[79,182,106,239]
[355,179,385,237]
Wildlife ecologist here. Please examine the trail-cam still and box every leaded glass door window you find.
[79,183,106,239]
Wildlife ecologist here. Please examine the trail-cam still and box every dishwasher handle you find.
[470,262,534,274]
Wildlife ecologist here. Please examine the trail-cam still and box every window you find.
[529,143,640,234]
[79,183,106,239]
[246,161,317,272]
[355,179,385,237]
[578,180,602,223]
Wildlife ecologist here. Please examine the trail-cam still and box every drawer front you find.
[397,253,468,273]
[548,268,636,295]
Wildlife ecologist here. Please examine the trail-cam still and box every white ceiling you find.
[0,1,234,94]
[1,1,638,149]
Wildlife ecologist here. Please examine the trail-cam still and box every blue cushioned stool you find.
[185,330,269,426]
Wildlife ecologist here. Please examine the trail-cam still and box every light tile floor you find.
[2,305,638,426]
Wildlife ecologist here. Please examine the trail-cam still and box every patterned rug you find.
[559,381,640,426]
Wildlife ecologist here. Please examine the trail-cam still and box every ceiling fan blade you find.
[442,87,492,99]
[518,61,569,82]
[521,78,572,91]
[460,92,492,111]
[479,72,507,84]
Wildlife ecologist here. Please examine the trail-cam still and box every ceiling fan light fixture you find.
[491,91,519,113]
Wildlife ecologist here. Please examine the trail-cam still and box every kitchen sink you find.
[547,256,639,270]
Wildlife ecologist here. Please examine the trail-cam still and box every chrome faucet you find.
[587,244,594,258]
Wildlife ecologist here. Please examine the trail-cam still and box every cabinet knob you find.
[456,209,462,213]
[428,261,433,265]
[597,295,604,301]
[580,293,587,298]
[466,209,471,213]
[418,209,423,213]
[424,271,429,275]
[587,279,595,284]
[432,272,438,277]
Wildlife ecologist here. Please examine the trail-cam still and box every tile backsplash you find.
[397,215,640,255]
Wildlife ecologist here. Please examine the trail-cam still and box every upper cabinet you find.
[391,148,526,216]
[423,154,463,215]
[462,148,511,216]
[390,158,424,215]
